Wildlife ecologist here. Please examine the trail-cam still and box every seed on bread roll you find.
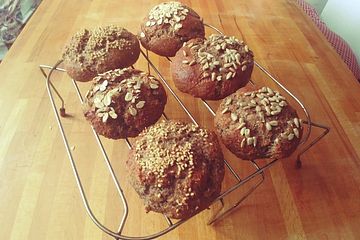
[83,68,167,139]
[139,1,205,57]
[63,25,140,82]
[215,86,303,160]
[126,120,225,219]
[171,34,254,100]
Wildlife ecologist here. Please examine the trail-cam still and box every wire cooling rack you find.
[39,24,329,240]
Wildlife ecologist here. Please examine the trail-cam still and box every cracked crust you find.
[214,86,303,160]
[126,120,225,219]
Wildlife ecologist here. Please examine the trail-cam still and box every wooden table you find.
[1,0,359,239]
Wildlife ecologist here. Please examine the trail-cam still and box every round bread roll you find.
[83,68,167,139]
[170,34,254,100]
[214,86,303,160]
[139,1,205,57]
[63,25,140,82]
[126,120,225,219]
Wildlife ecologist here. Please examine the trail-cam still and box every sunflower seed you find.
[136,101,145,109]
[140,32,145,38]
[211,72,216,81]
[253,137,257,147]
[294,118,300,128]
[241,65,247,71]
[103,94,112,106]
[182,60,189,64]
[226,72,232,80]
[265,122,272,131]
[279,101,287,107]
[240,127,246,136]
[150,83,159,89]
[247,137,253,145]
[269,120,278,126]
[265,106,271,114]
[245,129,250,137]
[99,80,108,91]
[102,113,109,122]
[129,106,137,116]
[109,110,117,119]
[231,112,238,122]
[288,133,295,141]
[125,92,133,101]
[225,98,232,105]
[293,128,300,138]
[241,138,246,148]
[255,105,261,112]
[183,50,187,57]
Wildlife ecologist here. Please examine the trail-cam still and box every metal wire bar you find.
[296,121,330,168]
[207,161,265,225]
[70,78,129,234]
[42,62,188,240]
[40,21,329,239]
[140,49,199,126]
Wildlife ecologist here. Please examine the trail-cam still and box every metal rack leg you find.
[40,62,66,116]
[295,121,330,168]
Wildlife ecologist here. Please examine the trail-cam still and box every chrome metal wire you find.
[39,23,329,240]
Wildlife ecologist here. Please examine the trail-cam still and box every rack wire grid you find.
[39,23,330,240]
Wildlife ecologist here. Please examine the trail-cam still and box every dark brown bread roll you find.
[126,120,225,219]
[139,1,205,57]
[170,34,254,100]
[83,68,167,139]
[63,25,140,82]
[214,86,303,160]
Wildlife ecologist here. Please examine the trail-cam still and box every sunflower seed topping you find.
[288,133,295,141]
[294,118,300,128]
[231,112,238,122]
[269,120,278,126]
[240,127,246,136]
[293,128,300,138]
[129,106,137,116]
[241,138,246,148]
[125,92,133,101]
[136,101,145,109]
[147,2,188,31]
[150,83,159,89]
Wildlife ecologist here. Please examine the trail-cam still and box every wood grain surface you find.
[0,0,359,239]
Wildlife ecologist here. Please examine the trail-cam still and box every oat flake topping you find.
[146,1,189,31]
